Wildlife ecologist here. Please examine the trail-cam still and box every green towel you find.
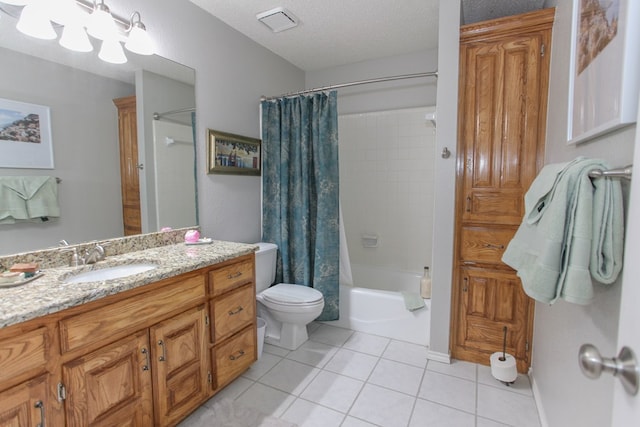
[0,176,60,223]
[401,291,425,311]
[502,157,624,305]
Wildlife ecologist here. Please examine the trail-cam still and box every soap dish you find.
[0,272,44,289]
[185,238,213,245]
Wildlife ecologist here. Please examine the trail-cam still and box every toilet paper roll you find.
[490,352,518,383]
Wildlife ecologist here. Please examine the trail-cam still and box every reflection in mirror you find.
[0,11,196,255]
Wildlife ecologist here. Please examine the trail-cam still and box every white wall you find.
[530,1,635,426]
[428,0,462,360]
[0,47,132,255]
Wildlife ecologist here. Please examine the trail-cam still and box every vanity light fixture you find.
[86,0,118,41]
[124,11,154,56]
[16,2,56,40]
[4,0,155,64]
[98,37,127,64]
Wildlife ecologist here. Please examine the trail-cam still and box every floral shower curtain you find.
[261,91,340,321]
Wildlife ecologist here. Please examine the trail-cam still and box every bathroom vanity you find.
[0,231,257,426]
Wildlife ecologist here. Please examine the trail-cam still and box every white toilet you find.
[255,242,325,350]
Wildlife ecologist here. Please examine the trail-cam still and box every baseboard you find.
[529,371,549,427]
[426,350,451,364]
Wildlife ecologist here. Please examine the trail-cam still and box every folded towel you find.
[502,157,624,305]
[0,176,60,223]
[401,291,425,311]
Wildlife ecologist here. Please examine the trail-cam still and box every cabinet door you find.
[454,267,533,372]
[0,374,48,427]
[458,32,547,226]
[150,305,208,427]
[62,330,153,427]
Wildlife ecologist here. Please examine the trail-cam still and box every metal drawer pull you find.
[463,277,468,292]
[227,271,242,279]
[483,243,505,250]
[465,196,471,212]
[228,306,244,316]
[35,400,45,427]
[158,340,166,362]
[229,350,246,361]
[141,348,150,371]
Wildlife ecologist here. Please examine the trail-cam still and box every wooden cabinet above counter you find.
[0,241,257,427]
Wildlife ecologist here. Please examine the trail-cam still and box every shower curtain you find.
[261,91,339,321]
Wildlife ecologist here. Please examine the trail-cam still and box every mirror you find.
[0,9,197,255]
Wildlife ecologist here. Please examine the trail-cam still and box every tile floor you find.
[181,323,541,427]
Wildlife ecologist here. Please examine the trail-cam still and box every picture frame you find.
[207,129,261,175]
[0,98,54,169]
[567,0,640,145]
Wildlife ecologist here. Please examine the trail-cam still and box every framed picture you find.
[207,129,261,175]
[567,0,640,144]
[0,98,54,169]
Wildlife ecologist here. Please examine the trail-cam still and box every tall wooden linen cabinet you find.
[451,8,554,373]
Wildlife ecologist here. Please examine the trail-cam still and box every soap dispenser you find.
[420,266,432,299]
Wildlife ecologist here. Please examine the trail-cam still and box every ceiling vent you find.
[256,7,298,33]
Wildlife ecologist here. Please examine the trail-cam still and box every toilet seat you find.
[261,283,323,306]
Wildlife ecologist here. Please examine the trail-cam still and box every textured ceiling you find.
[189,0,439,71]
[189,0,546,71]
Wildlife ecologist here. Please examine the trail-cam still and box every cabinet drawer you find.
[214,326,256,388]
[460,227,515,265]
[0,327,47,383]
[209,259,253,296]
[60,275,205,353]
[211,284,255,343]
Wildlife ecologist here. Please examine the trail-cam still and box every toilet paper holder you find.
[490,326,518,385]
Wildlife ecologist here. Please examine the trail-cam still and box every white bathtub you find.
[322,264,430,346]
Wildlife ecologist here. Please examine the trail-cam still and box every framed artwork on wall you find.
[0,98,54,169]
[207,129,261,176]
[567,0,640,145]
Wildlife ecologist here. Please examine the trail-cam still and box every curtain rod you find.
[260,71,438,102]
[153,107,196,120]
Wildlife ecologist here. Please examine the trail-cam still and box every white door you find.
[611,107,640,425]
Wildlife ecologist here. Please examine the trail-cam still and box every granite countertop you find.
[0,240,258,329]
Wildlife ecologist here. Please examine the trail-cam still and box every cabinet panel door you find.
[455,267,533,372]
[62,330,153,427]
[0,374,48,427]
[459,33,546,225]
[150,305,208,427]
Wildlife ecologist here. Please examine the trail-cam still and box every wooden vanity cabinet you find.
[0,323,59,427]
[0,253,258,427]
[0,374,50,426]
[207,254,257,391]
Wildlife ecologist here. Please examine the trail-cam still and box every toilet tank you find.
[255,242,278,292]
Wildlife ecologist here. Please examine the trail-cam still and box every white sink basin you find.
[65,263,158,284]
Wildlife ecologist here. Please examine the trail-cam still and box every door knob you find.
[578,343,639,396]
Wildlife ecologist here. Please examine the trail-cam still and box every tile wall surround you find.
[0,226,200,270]
[339,107,436,274]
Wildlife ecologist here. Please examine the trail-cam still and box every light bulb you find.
[59,22,93,52]
[98,38,127,64]
[125,23,154,55]
[86,1,118,41]
[16,3,56,40]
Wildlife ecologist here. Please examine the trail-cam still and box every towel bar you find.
[588,165,633,180]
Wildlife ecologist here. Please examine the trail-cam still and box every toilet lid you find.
[262,284,324,305]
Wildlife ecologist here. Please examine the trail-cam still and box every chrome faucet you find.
[81,243,107,265]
